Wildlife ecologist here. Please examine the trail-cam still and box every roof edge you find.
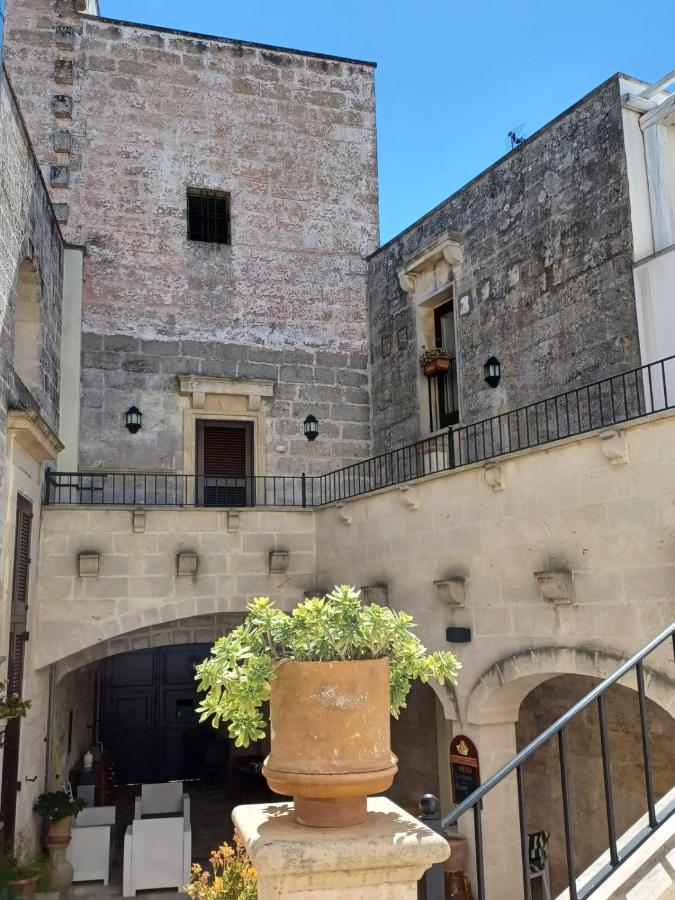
[369,72,636,260]
[82,15,377,68]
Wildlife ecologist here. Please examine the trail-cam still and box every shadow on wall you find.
[516,674,675,896]
[387,680,440,813]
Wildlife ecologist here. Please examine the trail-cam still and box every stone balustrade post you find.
[234,797,450,900]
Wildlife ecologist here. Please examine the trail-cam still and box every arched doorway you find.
[517,674,675,895]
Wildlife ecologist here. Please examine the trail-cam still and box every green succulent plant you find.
[196,585,461,748]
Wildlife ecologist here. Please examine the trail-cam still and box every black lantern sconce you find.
[484,356,501,388]
[125,406,143,434]
[303,414,319,442]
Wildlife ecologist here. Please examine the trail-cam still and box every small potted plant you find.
[419,346,451,376]
[0,853,49,900]
[197,585,460,827]
[0,680,31,739]
[32,791,86,844]
[186,834,257,900]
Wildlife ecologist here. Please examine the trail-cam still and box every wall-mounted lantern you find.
[303,414,319,442]
[483,357,501,388]
[125,406,142,434]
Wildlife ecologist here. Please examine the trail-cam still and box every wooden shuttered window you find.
[196,421,253,507]
[9,495,31,696]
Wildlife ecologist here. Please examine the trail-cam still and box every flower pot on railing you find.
[419,347,451,377]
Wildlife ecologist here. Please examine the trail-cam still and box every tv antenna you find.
[506,124,527,150]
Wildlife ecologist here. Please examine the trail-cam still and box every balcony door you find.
[196,420,253,507]
[434,299,459,427]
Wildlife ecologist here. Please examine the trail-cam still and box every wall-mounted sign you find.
[450,735,480,804]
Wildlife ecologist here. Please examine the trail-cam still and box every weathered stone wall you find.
[367,76,639,451]
[517,675,675,895]
[3,2,378,474]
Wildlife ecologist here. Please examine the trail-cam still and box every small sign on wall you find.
[450,735,480,804]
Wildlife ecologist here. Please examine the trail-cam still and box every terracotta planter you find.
[423,357,450,376]
[262,658,398,827]
[46,815,73,845]
[8,875,37,899]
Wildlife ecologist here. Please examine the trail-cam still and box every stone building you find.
[0,1,674,896]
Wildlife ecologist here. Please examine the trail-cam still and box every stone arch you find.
[14,258,44,394]
[52,611,245,680]
[466,645,675,725]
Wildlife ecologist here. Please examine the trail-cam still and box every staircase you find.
[439,623,675,900]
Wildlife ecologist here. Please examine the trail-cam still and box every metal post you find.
[301,472,307,508]
[418,794,445,900]
[43,466,52,505]
[447,427,456,469]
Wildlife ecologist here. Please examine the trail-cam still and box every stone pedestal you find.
[233,796,450,900]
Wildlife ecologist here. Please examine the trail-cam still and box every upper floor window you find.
[187,189,231,244]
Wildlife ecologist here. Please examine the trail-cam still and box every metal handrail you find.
[441,622,675,900]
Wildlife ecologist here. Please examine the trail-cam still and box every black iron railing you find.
[435,623,675,900]
[44,355,675,507]
[44,472,312,508]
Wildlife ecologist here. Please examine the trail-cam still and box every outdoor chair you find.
[133,780,190,819]
[528,830,552,900]
[67,805,116,885]
[122,815,191,897]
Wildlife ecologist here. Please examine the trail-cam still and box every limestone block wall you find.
[34,507,316,668]
[3,2,378,474]
[367,75,639,451]
[314,410,675,718]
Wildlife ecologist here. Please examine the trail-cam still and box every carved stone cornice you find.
[7,409,64,462]
[396,230,464,295]
[177,375,275,411]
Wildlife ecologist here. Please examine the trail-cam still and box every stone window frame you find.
[396,231,465,434]
[177,376,275,487]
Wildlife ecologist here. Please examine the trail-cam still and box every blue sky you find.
[102,0,672,244]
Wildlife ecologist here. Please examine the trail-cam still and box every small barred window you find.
[186,189,231,244]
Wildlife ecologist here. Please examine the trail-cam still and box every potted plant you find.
[196,585,460,827]
[0,854,49,900]
[419,346,451,376]
[32,791,86,843]
[0,681,31,745]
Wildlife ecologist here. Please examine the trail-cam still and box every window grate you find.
[187,189,231,244]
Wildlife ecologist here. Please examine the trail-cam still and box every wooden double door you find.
[99,644,212,785]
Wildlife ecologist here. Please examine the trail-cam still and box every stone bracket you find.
[360,584,388,606]
[78,552,99,578]
[335,502,352,525]
[535,570,575,605]
[599,429,629,465]
[177,551,199,576]
[132,509,146,533]
[434,578,466,608]
[269,550,290,574]
[227,510,240,533]
[398,484,419,510]
[483,462,505,491]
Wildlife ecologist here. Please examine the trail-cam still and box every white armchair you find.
[123,816,192,897]
[133,781,190,820]
[67,805,116,885]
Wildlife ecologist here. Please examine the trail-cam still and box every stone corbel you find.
[399,484,419,510]
[269,550,289,574]
[483,462,505,491]
[227,510,240,533]
[361,584,388,606]
[78,552,99,578]
[398,272,417,295]
[8,410,64,462]
[132,510,146,533]
[434,578,466,608]
[535,570,575,605]
[335,502,352,526]
[177,551,199,576]
[599,429,629,466]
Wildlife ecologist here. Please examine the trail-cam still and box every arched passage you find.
[13,258,43,395]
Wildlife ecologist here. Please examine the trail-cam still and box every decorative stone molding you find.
[360,584,388,606]
[7,410,64,462]
[177,375,275,411]
[483,462,505,491]
[398,484,419,510]
[599,429,629,465]
[396,230,464,296]
[53,130,73,154]
[52,95,73,118]
[176,552,199,576]
[132,510,146,534]
[335,502,352,525]
[227,510,240,533]
[269,550,290,574]
[78,552,99,578]
[534,570,575,605]
[55,25,75,50]
[434,578,466,608]
[50,165,70,188]
[54,59,74,85]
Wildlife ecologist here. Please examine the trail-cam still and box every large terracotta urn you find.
[262,658,398,827]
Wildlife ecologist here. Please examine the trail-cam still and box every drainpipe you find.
[45,664,56,790]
